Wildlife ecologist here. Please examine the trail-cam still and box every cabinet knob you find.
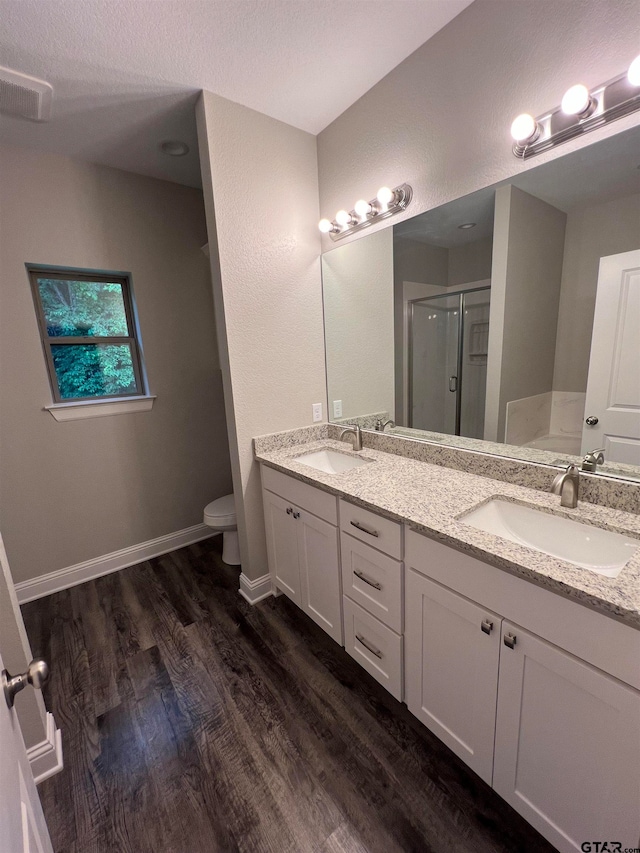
[481,619,493,635]
[504,633,517,649]
[292,511,300,520]
[286,507,293,515]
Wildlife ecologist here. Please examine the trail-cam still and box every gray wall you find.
[485,185,566,442]
[554,192,640,392]
[448,238,493,288]
[196,93,326,583]
[0,143,232,584]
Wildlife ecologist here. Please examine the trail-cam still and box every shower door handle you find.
[449,376,458,392]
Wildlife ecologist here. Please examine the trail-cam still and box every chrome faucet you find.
[339,424,363,451]
[551,464,580,508]
[581,448,605,473]
[374,418,395,432]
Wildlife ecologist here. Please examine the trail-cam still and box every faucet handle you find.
[581,448,605,472]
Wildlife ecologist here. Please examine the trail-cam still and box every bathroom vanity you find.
[256,429,640,853]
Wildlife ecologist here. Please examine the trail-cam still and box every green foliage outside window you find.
[36,277,141,400]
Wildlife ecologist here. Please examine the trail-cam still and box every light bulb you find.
[376,186,395,206]
[318,218,334,233]
[628,54,640,87]
[561,84,592,116]
[510,113,539,144]
[354,199,373,217]
[335,209,352,227]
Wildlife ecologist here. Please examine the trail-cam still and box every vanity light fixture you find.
[510,57,640,158]
[335,209,355,227]
[318,183,412,240]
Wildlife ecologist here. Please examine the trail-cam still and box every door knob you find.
[2,659,49,709]
[585,416,599,426]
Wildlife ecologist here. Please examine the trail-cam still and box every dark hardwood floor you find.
[22,538,556,853]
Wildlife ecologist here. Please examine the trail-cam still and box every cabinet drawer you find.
[343,597,403,701]
[339,499,402,558]
[341,533,402,632]
[262,465,337,524]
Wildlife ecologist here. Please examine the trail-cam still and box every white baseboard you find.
[28,712,63,785]
[238,572,273,605]
[15,524,216,604]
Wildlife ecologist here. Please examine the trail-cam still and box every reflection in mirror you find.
[321,125,640,481]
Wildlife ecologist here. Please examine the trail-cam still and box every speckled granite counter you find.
[255,435,640,630]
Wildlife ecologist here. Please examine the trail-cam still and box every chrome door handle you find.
[355,634,383,659]
[350,520,379,538]
[481,619,493,635]
[3,659,49,709]
[585,416,599,426]
[503,633,517,649]
[353,570,382,590]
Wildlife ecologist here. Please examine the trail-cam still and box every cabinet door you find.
[296,507,343,644]
[405,569,501,784]
[494,623,640,853]
[263,490,300,604]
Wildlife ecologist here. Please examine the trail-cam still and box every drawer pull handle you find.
[355,634,383,659]
[504,632,517,649]
[350,520,379,538]
[353,570,382,590]
[481,619,493,635]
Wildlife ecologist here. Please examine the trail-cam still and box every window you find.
[29,268,146,403]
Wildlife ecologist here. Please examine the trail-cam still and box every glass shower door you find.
[409,288,491,438]
[409,294,460,433]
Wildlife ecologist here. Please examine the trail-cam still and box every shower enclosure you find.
[409,287,491,439]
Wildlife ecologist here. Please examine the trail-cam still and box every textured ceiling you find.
[0,0,473,187]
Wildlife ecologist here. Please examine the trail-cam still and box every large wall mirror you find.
[322,125,640,482]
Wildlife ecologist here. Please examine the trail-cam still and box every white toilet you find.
[203,494,240,566]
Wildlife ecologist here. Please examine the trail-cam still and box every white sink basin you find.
[460,498,638,578]
[295,448,370,474]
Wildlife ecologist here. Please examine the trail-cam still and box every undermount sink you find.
[460,498,639,578]
[295,448,370,474]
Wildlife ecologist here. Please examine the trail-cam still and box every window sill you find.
[44,395,156,422]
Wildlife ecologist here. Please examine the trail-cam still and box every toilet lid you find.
[204,494,236,526]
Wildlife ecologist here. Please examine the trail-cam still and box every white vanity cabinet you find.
[405,529,640,853]
[404,570,501,784]
[493,622,640,851]
[339,499,404,700]
[262,466,343,644]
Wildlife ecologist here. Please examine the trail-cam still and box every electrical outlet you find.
[333,400,343,418]
[312,402,323,422]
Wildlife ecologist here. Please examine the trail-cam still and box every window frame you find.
[28,267,147,404]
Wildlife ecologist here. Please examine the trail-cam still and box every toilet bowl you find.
[203,494,240,566]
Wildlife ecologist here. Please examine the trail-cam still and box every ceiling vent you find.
[0,66,53,121]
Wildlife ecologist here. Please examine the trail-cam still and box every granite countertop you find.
[255,437,640,629]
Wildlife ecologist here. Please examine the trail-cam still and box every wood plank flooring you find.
[22,538,556,853]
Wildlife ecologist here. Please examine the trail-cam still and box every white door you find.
[493,623,640,853]
[263,490,301,604]
[404,570,502,785]
[296,508,343,645]
[0,645,54,853]
[582,249,640,463]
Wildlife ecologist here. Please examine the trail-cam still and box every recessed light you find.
[159,140,189,157]
[458,222,476,230]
